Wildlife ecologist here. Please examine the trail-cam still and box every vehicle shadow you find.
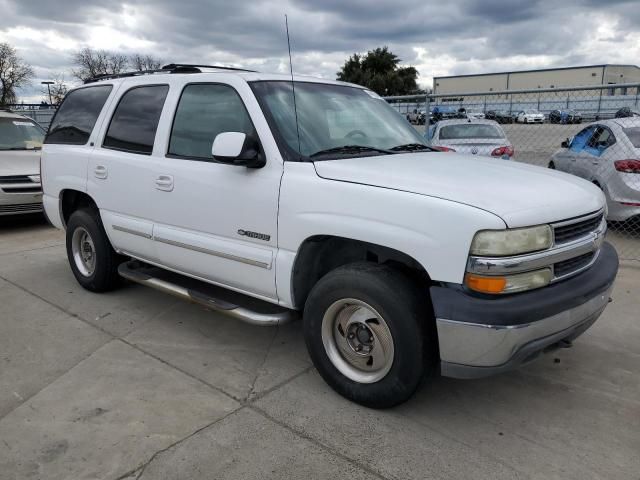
[0,213,49,232]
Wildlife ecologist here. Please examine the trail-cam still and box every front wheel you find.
[303,262,433,408]
[66,208,123,292]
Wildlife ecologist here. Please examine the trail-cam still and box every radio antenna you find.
[285,14,302,158]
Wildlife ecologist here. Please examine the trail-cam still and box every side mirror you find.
[212,132,264,168]
[561,138,571,148]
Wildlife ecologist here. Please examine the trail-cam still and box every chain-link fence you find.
[385,83,640,262]
[4,105,57,129]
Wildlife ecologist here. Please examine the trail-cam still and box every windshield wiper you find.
[310,145,395,158]
[389,143,438,152]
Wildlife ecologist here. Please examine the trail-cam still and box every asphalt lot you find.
[0,214,639,480]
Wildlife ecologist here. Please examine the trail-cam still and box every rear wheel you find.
[66,208,123,292]
[303,262,433,408]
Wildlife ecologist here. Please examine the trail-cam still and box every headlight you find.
[470,225,552,257]
[465,268,553,294]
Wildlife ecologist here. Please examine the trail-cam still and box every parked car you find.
[465,109,485,120]
[406,108,426,125]
[430,105,460,123]
[549,118,640,222]
[42,64,618,408]
[516,109,545,124]
[485,110,514,124]
[0,110,45,216]
[549,109,582,124]
[614,107,640,119]
[426,119,513,158]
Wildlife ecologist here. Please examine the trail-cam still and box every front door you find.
[149,80,282,301]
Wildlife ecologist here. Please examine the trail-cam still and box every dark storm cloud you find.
[1,0,639,100]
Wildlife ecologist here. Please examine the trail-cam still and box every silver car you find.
[549,117,640,222]
[426,119,514,159]
[0,110,45,216]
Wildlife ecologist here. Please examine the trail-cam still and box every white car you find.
[0,110,45,216]
[549,118,640,222]
[42,64,618,408]
[426,119,513,158]
[465,110,485,120]
[516,109,545,124]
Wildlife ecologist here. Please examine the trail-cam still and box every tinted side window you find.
[168,84,255,160]
[45,85,113,145]
[103,85,169,155]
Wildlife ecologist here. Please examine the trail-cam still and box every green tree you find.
[0,43,34,106]
[337,46,419,96]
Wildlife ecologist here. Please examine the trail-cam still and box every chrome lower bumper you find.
[437,284,613,378]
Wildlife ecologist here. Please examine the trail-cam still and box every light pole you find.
[41,81,54,105]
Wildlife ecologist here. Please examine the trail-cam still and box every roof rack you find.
[84,63,256,84]
[161,63,256,73]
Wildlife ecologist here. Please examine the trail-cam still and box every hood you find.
[313,153,604,227]
[0,150,41,177]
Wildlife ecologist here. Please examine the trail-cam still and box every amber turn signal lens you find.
[464,273,507,294]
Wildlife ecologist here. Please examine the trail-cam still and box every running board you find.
[118,261,296,326]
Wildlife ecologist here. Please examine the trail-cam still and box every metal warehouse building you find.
[433,64,640,94]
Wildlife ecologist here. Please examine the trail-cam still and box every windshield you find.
[439,124,504,140]
[250,81,426,160]
[623,127,640,148]
[0,117,45,150]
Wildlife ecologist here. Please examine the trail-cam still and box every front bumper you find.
[432,242,619,378]
[0,193,43,216]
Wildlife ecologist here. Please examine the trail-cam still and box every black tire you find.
[66,208,123,292]
[303,262,433,408]
[548,162,555,169]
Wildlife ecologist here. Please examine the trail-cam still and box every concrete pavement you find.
[0,216,638,480]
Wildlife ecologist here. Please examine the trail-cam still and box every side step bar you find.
[118,261,296,326]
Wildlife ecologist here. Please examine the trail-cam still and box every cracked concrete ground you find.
[0,215,639,480]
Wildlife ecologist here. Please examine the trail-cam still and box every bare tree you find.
[0,42,34,106]
[71,47,129,82]
[42,73,69,105]
[129,53,163,71]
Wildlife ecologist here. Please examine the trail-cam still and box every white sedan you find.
[516,109,545,124]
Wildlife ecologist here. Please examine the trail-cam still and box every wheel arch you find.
[60,189,98,228]
[289,235,433,312]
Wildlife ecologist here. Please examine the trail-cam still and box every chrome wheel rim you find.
[321,298,394,384]
[71,227,96,277]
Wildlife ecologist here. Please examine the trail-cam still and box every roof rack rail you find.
[84,63,256,84]
[161,63,257,73]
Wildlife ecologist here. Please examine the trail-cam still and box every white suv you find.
[0,110,45,216]
[42,64,618,407]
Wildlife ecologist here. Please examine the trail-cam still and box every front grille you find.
[0,203,43,214]
[554,252,595,278]
[0,175,41,194]
[0,175,32,183]
[554,212,604,244]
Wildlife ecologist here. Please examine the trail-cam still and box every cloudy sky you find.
[2,0,640,102]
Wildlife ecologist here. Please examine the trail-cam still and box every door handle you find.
[94,165,108,179]
[155,175,174,192]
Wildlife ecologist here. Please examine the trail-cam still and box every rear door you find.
[87,82,170,261]
[574,125,616,179]
[559,125,597,175]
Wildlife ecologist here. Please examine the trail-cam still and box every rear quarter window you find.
[45,85,113,145]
